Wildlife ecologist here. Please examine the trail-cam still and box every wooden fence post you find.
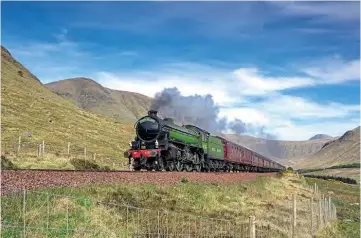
[292,194,297,238]
[84,148,87,159]
[314,183,317,195]
[318,196,322,227]
[42,140,45,154]
[324,197,327,224]
[249,216,255,238]
[310,197,313,234]
[18,136,21,153]
[67,142,70,156]
[328,197,332,219]
[93,153,96,160]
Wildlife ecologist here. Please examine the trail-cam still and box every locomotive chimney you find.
[148,110,158,117]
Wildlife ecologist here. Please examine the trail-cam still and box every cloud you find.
[96,64,318,106]
[299,56,360,84]
[232,68,314,95]
[72,2,272,38]
[257,94,360,119]
[222,93,360,140]
[95,70,236,106]
[97,54,359,102]
[270,119,360,141]
[218,107,270,127]
[270,1,360,23]
[95,60,359,140]
[9,28,79,57]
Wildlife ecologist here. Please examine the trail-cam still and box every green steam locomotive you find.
[124,110,286,172]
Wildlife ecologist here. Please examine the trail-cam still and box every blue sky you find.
[2,1,360,140]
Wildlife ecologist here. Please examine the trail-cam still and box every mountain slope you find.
[222,134,334,162]
[1,46,134,168]
[309,134,333,140]
[45,78,152,123]
[292,126,360,169]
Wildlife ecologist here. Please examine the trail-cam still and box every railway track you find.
[1,169,276,196]
[1,168,146,173]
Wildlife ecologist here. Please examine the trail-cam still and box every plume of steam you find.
[151,87,226,133]
[150,87,285,161]
[228,119,248,134]
[151,87,257,134]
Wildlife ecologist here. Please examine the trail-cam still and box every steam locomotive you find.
[124,110,286,172]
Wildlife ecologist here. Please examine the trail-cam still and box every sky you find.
[1,1,360,141]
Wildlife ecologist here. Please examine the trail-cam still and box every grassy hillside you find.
[292,127,360,169]
[1,46,134,169]
[223,134,335,163]
[46,77,152,123]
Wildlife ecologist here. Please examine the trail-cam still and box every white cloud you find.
[270,2,360,23]
[95,69,237,106]
[300,56,360,83]
[257,94,360,119]
[96,64,318,105]
[232,68,314,95]
[218,107,270,127]
[270,120,360,141]
[218,94,360,140]
[95,62,359,140]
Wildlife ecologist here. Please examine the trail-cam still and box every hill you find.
[309,134,333,140]
[291,126,360,169]
[1,45,134,169]
[222,134,334,162]
[46,78,152,123]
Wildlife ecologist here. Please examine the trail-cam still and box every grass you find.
[297,163,360,174]
[304,168,360,184]
[1,173,326,238]
[1,47,135,170]
[1,155,17,169]
[305,177,360,238]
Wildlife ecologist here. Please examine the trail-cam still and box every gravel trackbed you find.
[1,170,276,195]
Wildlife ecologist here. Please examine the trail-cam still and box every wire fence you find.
[1,137,130,169]
[2,189,250,238]
[1,183,337,238]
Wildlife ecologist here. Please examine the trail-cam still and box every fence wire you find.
[2,137,126,159]
[1,184,338,238]
[1,138,130,169]
[1,190,251,238]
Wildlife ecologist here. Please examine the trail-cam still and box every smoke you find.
[150,87,286,160]
[228,119,247,134]
[150,87,226,133]
[151,87,260,135]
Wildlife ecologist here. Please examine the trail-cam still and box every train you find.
[124,110,286,172]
